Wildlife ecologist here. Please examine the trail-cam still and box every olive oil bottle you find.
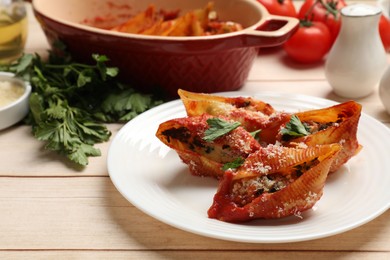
[0,0,27,64]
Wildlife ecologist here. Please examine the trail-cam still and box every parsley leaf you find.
[222,157,245,171]
[2,53,163,167]
[280,115,310,139]
[250,129,261,141]
[99,88,163,122]
[203,118,241,142]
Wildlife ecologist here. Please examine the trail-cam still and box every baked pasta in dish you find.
[108,2,244,36]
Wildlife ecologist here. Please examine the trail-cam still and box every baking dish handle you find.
[243,15,299,47]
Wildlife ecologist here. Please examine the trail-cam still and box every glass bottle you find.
[325,4,387,99]
[0,0,27,64]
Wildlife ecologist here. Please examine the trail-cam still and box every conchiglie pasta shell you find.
[233,143,341,180]
[177,150,224,179]
[208,144,341,222]
[156,114,261,178]
[284,101,362,172]
[245,151,336,220]
[178,89,279,132]
[178,89,275,116]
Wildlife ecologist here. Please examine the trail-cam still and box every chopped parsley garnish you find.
[222,157,245,171]
[250,129,261,141]
[280,115,310,139]
[203,118,241,142]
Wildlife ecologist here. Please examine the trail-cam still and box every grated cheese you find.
[0,80,25,108]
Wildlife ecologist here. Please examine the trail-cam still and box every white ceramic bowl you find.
[0,72,31,130]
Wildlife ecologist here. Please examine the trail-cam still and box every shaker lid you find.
[341,4,382,17]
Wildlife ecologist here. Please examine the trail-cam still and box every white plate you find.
[107,92,390,243]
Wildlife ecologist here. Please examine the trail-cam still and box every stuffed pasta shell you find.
[156,114,261,178]
[178,89,291,143]
[208,143,341,222]
[277,101,362,172]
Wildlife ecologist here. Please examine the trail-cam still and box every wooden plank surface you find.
[0,177,389,252]
[0,124,121,176]
[1,1,389,259]
[1,252,389,260]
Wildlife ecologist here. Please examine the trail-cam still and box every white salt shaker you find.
[379,65,390,115]
[325,4,387,99]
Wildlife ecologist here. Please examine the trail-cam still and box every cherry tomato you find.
[283,21,332,63]
[257,0,297,17]
[379,15,390,52]
[298,0,346,44]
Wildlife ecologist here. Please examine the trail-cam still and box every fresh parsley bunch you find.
[1,53,163,166]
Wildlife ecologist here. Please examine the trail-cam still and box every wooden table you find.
[1,2,389,259]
